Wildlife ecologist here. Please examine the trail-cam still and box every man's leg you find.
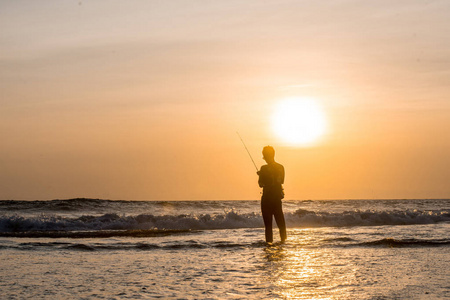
[274,201,287,242]
[261,201,273,243]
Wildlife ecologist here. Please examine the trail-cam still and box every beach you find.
[1,199,449,299]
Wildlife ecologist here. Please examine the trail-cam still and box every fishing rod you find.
[236,132,259,172]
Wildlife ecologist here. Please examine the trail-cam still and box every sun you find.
[271,97,327,146]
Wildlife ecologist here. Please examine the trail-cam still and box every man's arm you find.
[258,166,266,187]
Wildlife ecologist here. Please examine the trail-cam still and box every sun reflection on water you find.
[261,228,358,299]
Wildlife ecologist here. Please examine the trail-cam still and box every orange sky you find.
[1,1,449,200]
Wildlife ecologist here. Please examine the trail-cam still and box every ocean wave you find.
[1,240,262,252]
[2,237,448,252]
[287,208,450,227]
[0,208,448,234]
[321,237,355,242]
[0,198,114,212]
[351,238,450,248]
[0,199,259,215]
[0,229,193,238]
[0,210,262,233]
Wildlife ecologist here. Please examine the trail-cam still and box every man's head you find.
[262,146,275,163]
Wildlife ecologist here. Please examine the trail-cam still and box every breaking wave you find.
[0,208,448,235]
[288,208,450,227]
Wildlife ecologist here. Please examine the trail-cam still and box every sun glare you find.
[271,97,327,146]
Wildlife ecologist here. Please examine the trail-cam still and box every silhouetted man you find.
[257,146,287,243]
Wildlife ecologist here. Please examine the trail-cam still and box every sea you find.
[0,198,449,299]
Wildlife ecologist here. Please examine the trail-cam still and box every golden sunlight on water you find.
[2,225,448,299]
[263,229,359,299]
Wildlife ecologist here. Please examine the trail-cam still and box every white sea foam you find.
[1,208,448,233]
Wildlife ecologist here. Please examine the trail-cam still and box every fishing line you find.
[236,131,258,171]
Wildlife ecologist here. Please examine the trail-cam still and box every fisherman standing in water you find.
[257,146,287,243]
